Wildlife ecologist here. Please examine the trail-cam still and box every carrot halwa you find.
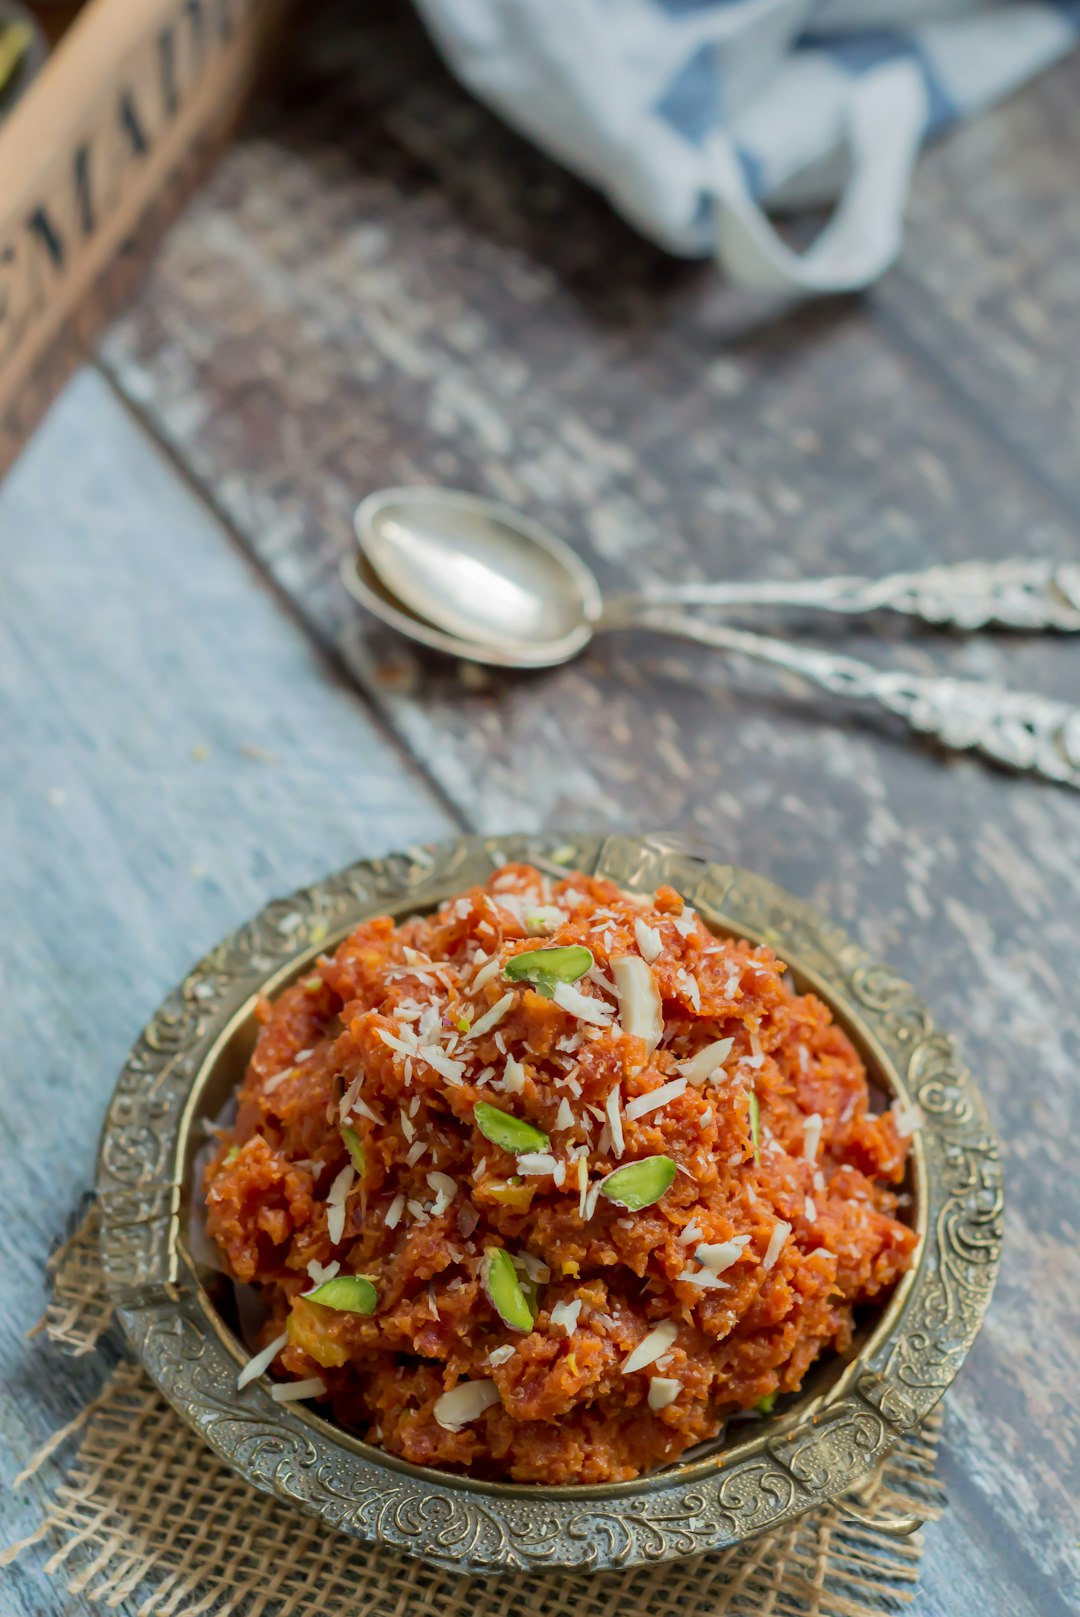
[204,864,918,1484]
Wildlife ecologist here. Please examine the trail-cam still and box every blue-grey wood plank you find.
[0,367,453,1614]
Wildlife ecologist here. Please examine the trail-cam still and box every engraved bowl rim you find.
[96,831,1003,1573]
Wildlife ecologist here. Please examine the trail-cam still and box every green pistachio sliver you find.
[747,1091,761,1164]
[474,1101,549,1155]
[340,1124,366,1175]
[511,1256,542,1320]
[504,945,593,992]
[306,1275,377,1314]
[597,1155,677,1212]
[755,1390,777,1416]
[482,1248,535,1332]
[302,974,324,994]
[224,1144,240,1164]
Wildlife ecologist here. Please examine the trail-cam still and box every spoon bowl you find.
[355,487,599,665]
[342,551,588,668]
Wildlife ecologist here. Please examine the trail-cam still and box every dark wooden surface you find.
[4,2,1080,1612]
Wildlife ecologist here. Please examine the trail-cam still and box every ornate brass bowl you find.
[97,833,1003,1574]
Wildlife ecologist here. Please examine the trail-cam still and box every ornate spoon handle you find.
[642,612,1080,788]
[603,559,1080,632]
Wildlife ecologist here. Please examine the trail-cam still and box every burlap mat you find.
[4,1207,945,1617]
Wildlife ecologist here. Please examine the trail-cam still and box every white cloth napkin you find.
[414,0,1080,294]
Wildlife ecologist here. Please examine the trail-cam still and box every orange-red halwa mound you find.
[204,864,917,1484]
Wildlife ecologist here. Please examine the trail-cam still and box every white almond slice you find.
[237,1331,289,1390]
[487,1344,516,1368]
[501,1054,526,1094]
[744,1030,765,1070]
[694,1237,750,1275]
[472,956,500,991]
[426,1171,457,1216]
[469,992,515,1040]
[605,1086,625,1160]
[378,1028,418,1059]
[339,1073,365,1120]
[677,1267,729,1290]
[517,1152,559,1177]
[419,1045,466,1083]
[634,918,663,962]
[624,1077,687,1122]
[762,1220,792,1272]
[677,1221,703,1246]
[648,1376,681,1411]
[553,981,615,1027]
[515,1252,550,1284]
[803,1112,824,1162]
[555,1097,575,1130]
[270,1377,326,1402]
[611,956,663,1053]
[525,905,566,934]
[305,1258,340,1288]
[677,969,702,1012]
[327,1164,355,1206]
[678,1038,734,1086]
[622,1320,679,1374]
[385,1193,406,1230]
[326,1203,347,1245]
[434,1380,501,1431]
[549,1298,582,1335]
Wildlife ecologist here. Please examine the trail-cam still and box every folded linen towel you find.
[414,0,1080,294]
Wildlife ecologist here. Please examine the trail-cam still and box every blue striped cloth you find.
[414,1,1080,293]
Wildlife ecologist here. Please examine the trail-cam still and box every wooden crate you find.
[0,0,289,471]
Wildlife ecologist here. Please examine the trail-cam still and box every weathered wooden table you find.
[2,5,1078,1613]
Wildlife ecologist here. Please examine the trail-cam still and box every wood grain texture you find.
[879,53,1080,516]
[0,367,452,1615]
[6,3,1079,1611]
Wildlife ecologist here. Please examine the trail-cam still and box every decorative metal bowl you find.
[97,833,1003,1574]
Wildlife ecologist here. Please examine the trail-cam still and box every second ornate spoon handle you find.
[639,611,1080,789]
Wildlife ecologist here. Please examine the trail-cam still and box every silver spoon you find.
[354,485,1080,664]
[342,551,1080,788]
[344,489,1080,788]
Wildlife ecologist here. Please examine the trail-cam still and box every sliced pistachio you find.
[474,1101,549,1155]
[755,1390,777,1415]
[224,1144,240,1164]
[306,1275,377,1314]
[511,1255,542,1319]
[748,1090,761,1164]
[598,1155,677,1212]
[504,945,593,996]
[301,974,323,994]
[482,1248,535,1332]
[340,1124,366,1175]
